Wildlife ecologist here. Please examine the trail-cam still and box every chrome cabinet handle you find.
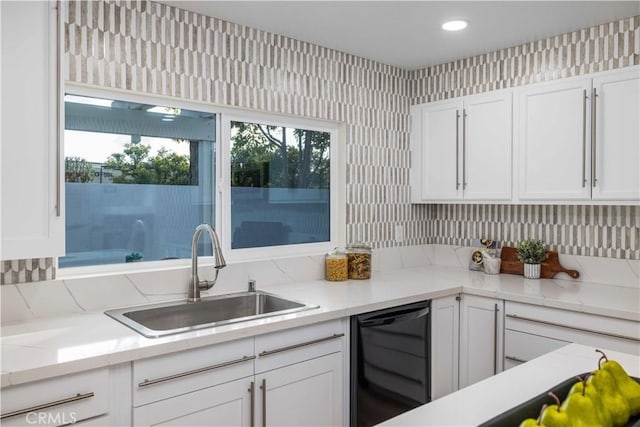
[55,0,62,217]
[582,89,588,187]
[260,379,267,427]
[505,355,527,364]
[462,109,467,189]
[248,381,255,427]
[591,87,598,187]
[138,355,255,388]
[0,392,94,420]
[493,303,499,375]
[455,110,460,190]
[258,333,344,357]
[505,314,640,342]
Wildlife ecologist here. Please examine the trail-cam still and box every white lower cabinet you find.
[459,295,504,389]
[430,295,460,399]
[134,377,252,427]
[0,368,109,426]
[504,301,640,369]
[256,353,342,427]
[254,319,345,427]
[132,320,345,427]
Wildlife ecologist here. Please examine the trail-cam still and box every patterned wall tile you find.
[2,5,638,284]
[0,258,55,285]
[62,0,429,253]
[411,16,639,104]
[414,15,639,261]
[429,205,639,259]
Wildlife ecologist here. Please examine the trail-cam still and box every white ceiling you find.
[161,1,640,70]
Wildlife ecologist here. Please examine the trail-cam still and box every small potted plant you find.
[516,239,548,279]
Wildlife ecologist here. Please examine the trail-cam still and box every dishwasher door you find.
[350,301,431,427]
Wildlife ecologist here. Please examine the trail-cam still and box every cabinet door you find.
[256,352,342,427]
[0,1,64,259]
[420,100,464,200]
[459,295,503,389]
[430,295,460,399]
[463,91,513,200]
[592,67,640,200]
[134,377,252,427]
[517,78,592,201]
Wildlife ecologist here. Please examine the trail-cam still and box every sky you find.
[64,95,191,163]
[64,130,190,164]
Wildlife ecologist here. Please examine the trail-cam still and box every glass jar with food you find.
[347,242,372,279]
[325,248,348,281]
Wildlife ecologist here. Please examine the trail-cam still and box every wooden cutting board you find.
[500,246,579,279]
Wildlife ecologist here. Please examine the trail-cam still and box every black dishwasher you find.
[350,300,431,427]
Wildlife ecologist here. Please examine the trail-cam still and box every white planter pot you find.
[524,263,541,279]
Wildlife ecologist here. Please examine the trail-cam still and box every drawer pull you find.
[505,355,528,364]
[493,303,499,374]
[248,381,255,427]
[258,333,345,357]
[505,314,640,342]
[1,392,94,420]
[138,355,256,388]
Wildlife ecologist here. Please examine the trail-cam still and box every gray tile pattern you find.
[63,0,425,252]
[411,16,640,104]
[430,205,639,259]
[1,258,55,285]
[414,15,639,260]
[1,4,638,284]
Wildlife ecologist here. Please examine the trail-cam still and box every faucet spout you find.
[188,224,226,302]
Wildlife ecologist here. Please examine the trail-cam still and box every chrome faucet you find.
[188,224,226,302]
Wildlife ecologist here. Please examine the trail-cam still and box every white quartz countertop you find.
[1,264,639,387]
[379,343,640,426]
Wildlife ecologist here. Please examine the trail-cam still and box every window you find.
[61,94,216,268]
[61,90,343,270]
[229,120,331,249]
[221,113,341,260]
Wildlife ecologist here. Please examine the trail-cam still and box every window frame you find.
[59,84,345,277]
[219,111,344,262]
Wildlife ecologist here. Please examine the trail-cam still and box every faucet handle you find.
[198,280,214,291]
[248,280,256,293]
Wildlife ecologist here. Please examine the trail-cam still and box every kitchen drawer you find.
[133,377,252,427]
[504,329,569,369]
[255,319,344,373]
[133,338,254,407]
[0,368,108,426]
[505,302,640,355]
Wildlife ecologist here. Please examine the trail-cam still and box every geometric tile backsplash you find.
[1,258,55,285]
[1,3,638,284]
[430,204,639,260]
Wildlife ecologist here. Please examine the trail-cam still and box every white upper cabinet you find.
[0,1,64,260]
[516,66,639,203]
[410,91,512,202]
[591,68,640,201]
[411,66,639,205]
[516,77,593,201]
[411,100,463,201]
[463,91,513,201]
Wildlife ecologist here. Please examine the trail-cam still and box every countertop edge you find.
[1,265,638,388]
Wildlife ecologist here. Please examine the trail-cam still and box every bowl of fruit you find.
[480,349,640,427]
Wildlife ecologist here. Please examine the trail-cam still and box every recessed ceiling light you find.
[442,20,468,31]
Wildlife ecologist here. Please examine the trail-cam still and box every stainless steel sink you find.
[105,291,318,338]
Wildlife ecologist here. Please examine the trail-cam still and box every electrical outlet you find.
[395,224,404,243]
